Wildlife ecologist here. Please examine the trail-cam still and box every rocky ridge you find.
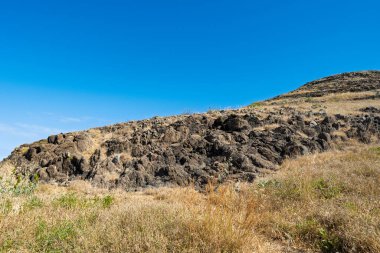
[1,71,380,191]
[273,70,380,99]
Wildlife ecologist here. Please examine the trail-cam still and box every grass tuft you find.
[102,195,114,208]
[248,101,265,108]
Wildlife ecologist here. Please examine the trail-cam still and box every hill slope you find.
[272,70,380,99]
[1,71,380,191]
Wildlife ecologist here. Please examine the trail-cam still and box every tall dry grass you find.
[0,143,379,252]
[252,144,380,252]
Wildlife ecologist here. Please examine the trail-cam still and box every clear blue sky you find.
[1,0,380,159]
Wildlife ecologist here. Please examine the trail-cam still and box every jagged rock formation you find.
[1,71,380,190]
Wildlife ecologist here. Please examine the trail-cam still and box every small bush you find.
[102,195,114,208]
[318,228,343,253]
[257,179,280,188]
[273,180,303,201]
[0,238,15,252]
[0,171,38,196]
[369,146,380,154]
[293,218,343,253]
[54,193,79,209]
[20,147,29,155]
[305,97,313,103]
[312,178,343,199]
[23,196,43,211]
[34,220,77,252]
[0,199,12,215]
[249,101,264,108]
[54,193,115,210]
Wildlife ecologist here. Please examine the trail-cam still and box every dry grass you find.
[1,144,380,252]
[253,143,380,252]
[259,91,380,115]
[0,184,278,252]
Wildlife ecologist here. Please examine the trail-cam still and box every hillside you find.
[273,70,380,99]
[1,71,380,191]
[1,71,380,252]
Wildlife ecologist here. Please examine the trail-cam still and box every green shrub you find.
[0,199,12,215]
[369,146,380,154]
[274,181,302,201]
[54,193,114,210]
[318,228,343,253]
[312,179,342,199]
[304,97,313,103]
[248,101,265,108]
[0,238,15,252]
[54,193,79,209]
[35,220,77,252]
[294,218,343,253]
[23,196,43,211]
[102,195,114,208]
[257,179,280,188]
[0,171,38,196]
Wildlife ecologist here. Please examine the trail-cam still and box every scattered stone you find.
[310,121,318,127]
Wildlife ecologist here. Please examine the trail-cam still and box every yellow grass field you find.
[1,142,379,252]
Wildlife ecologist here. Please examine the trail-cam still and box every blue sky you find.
[1,0,380,159]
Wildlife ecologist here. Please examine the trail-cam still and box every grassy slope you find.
[249,90,380,115]
[1,142,379,253]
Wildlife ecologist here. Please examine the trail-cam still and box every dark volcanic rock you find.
[360,107,380,114]
[3,109,379,191]
[2,71,380,191]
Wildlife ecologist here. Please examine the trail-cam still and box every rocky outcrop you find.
[3,108,379,191]
[2,71,380,191]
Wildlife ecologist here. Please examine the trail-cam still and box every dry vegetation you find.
[1,142,380,252]
[253,90,380,115]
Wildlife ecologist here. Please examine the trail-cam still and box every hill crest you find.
[272,70,380,100]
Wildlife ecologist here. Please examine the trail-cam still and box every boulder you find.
[47,134,64,144]
[221,115,250,132]
[318,132,332,142]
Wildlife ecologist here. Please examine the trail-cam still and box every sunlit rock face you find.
[2,71,380,191]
